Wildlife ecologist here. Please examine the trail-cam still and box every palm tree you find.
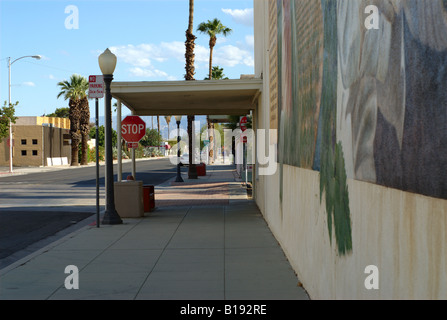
[197,18,232,81]
[57,74,89,166]
[185,0,198,178]
[197,18,232,164]
[164,116,171,140]
[185,0,196,81]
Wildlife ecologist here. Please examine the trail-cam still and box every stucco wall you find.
[0,125,70,167]
[7,126,43,167]
[253,0,447,299]
[257,166,447,299]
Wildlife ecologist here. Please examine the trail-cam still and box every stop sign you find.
[121,116,146,143]
[240,116,248,132]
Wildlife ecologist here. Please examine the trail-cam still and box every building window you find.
[32,139,38,145]
[21,150,27,156]
[32,150,38,156]
[21,139,27,145]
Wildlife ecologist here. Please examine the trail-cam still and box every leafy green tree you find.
[89,125,117,147]
[78,96,91,165]
[0,101,18,140]
[46,107,70,118]
[140,128,163,147]
[204,66,229,80]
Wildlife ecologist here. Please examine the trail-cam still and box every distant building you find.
[0,116,71,167]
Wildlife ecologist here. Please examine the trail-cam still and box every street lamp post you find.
[98,48,122,225]
[8,55,41,173]
[175,115,184,183]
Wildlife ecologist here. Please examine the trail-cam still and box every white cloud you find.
[213,45,254,68]
[110,44,153,67]
[23,81,35,87]
[129,67,168,78]
[110,42,187,67]
[222,8,254,27]
[108,37,253,80]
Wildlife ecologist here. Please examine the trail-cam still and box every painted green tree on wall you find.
[318,0,352,255]
[277,0,352,256]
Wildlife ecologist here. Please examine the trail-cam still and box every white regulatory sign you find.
[88,75,104,99]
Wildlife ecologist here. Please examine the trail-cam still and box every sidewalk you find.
[0,164,309,300]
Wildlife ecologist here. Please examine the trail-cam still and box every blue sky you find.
[0,0,254,129]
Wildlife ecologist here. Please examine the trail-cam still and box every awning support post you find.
[117,100,122,182]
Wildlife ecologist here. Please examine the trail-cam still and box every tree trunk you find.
[188,0,194,32]
[207,41,215,164]
[71,135,80,166]
[80,134,88,165]
[186,0,198,178]
[157,115,160,153]
[208,43,214,81]
[166,117,170,140]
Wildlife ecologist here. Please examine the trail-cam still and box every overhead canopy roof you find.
[111,79,262,116]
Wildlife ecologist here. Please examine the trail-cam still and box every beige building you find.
[0,116,71,167]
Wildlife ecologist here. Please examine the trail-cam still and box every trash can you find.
[114,181,144,218]
[143,185,155,212]
[197,163,206,176]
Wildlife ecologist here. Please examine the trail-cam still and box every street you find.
[0,158,180,268]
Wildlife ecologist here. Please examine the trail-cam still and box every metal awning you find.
[111,78,262,116]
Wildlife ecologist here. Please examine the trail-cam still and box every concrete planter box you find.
[114,181,144,218]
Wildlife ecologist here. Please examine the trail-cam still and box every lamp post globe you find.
[98,48,122,225]
[175,115,184,183]
[98,48,117,75]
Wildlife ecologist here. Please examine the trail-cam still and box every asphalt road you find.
[0,158,179,186]
[0,158,181,268]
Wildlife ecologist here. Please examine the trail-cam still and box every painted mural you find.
[275,0,447,255]
[277,0,352,255]
[337,0,447,199]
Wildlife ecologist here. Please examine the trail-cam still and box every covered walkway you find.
[110,78,262,183]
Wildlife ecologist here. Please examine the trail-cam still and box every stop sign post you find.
[121,116,146,148]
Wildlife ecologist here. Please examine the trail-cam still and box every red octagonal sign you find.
[121,116,146,143]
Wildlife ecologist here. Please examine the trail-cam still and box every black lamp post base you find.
[102,209,123,225]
